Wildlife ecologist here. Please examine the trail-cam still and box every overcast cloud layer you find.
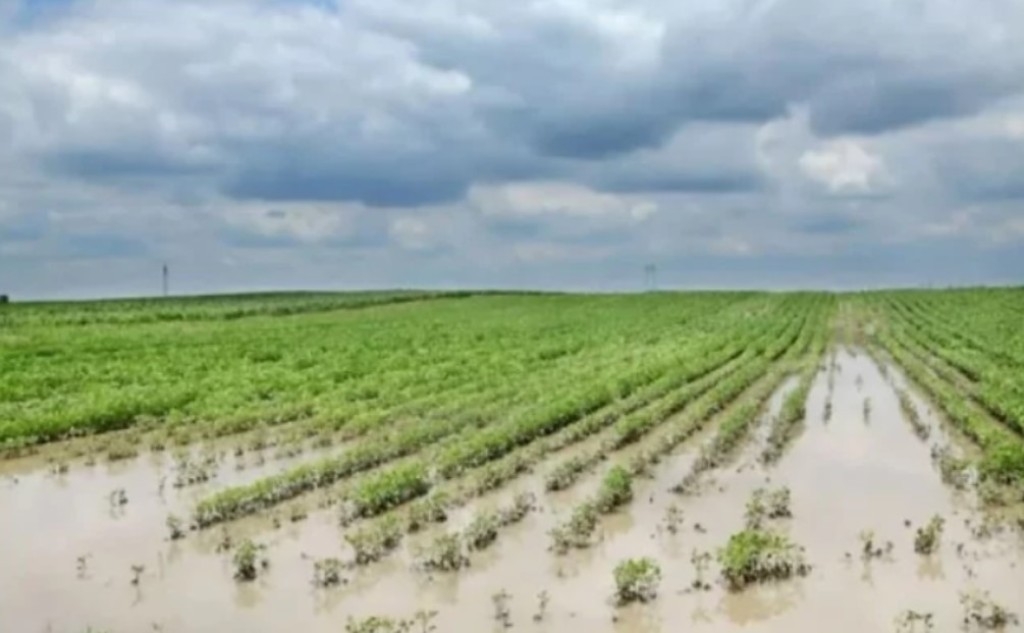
[1,0,1023,298]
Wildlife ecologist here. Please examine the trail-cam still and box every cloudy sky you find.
[1,0,1023,298]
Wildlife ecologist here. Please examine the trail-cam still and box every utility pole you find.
[162,263,169,297]
[643,264,657,292]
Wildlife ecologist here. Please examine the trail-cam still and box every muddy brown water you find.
[1,347,1022,632]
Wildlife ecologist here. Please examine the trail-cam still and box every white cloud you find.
[922,207,979,237]
[470,181,657,221]
[798,140,889,194]
[1,0,1024,297]
[389,216,434,250]
[1005,115,1024,139]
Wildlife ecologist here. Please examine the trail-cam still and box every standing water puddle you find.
[1,348,1022,632]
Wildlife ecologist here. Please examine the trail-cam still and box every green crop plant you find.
[594,466,633,513]
[343,609,438,633]
[463,512,500,551]
[402,492,450,532]
[762,367,817,464]
[417,533,469,572]
[345,516,403,566]
[612,557,662,605]
[717,528,811,590]
[232,539,267,581]
[348,463,431,519]
[550,502,599,554]
[744,487,792,529]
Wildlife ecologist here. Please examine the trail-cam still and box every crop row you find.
[543,302,812,492]
[882,296,1024,436]
[674,298,832,491]
[1,293,745,445]
[191,295,796,526]
[0,290,474,327]
[183,295,829,572]
[551,311,820,552]
[760,308,831,465]
[872,318,1024,488]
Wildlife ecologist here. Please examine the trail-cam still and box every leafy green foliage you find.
[593,466,633,513]
[550,502,599,554]
[612,557,662,605]
[717,529,810,590]
[417,533,469,572]
[345,516,403,566]
[232,539,267,581]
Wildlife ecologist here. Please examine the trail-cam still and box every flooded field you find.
[3,291,1024,633]
[2,346,1022,633]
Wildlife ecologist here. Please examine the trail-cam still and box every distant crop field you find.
[0,289,1021,633]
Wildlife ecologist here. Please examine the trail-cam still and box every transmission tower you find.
[162,263,169,297]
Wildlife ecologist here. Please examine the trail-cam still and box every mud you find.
[1,348,1022,633]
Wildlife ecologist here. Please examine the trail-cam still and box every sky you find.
[1,0,1023,299]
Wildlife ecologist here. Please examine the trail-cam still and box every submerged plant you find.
[745,487,791,528]
[215,529,234,553]
[409,610,439,633]
[690,550,712,591]
[166,514,185,541]
[343,610,437,633]
[403,492,449,533]
[492,589,513,628]
[897,390,930,440]
[346,516,403,566]
[417,533,469,572]
[612,557,662,605]
[894,610,934,632]
[533,590,550,622]
[550,502,599,554]
[663,503,684,535]
[498,492,536,525]
[717,528,810,591]
[931,447,970,489]
[464,512,500,551]
[312,557,345,588]
[107,441,139,462]
[109,488,128,507]
[232,539,267,581]
[913,515,944,555]
[858,530,893,560]
[960,591,1019,630]
[343,616,411,633]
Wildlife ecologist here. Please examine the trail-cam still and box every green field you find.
[1,289,1022,632]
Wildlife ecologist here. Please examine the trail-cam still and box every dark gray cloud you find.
[58,233,150,259]
[933,138,1024,201]
[792,214,864,236]
[0,0,1022,298]
[0,211,47,242]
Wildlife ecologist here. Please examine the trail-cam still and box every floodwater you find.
[1,348,1022,632]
